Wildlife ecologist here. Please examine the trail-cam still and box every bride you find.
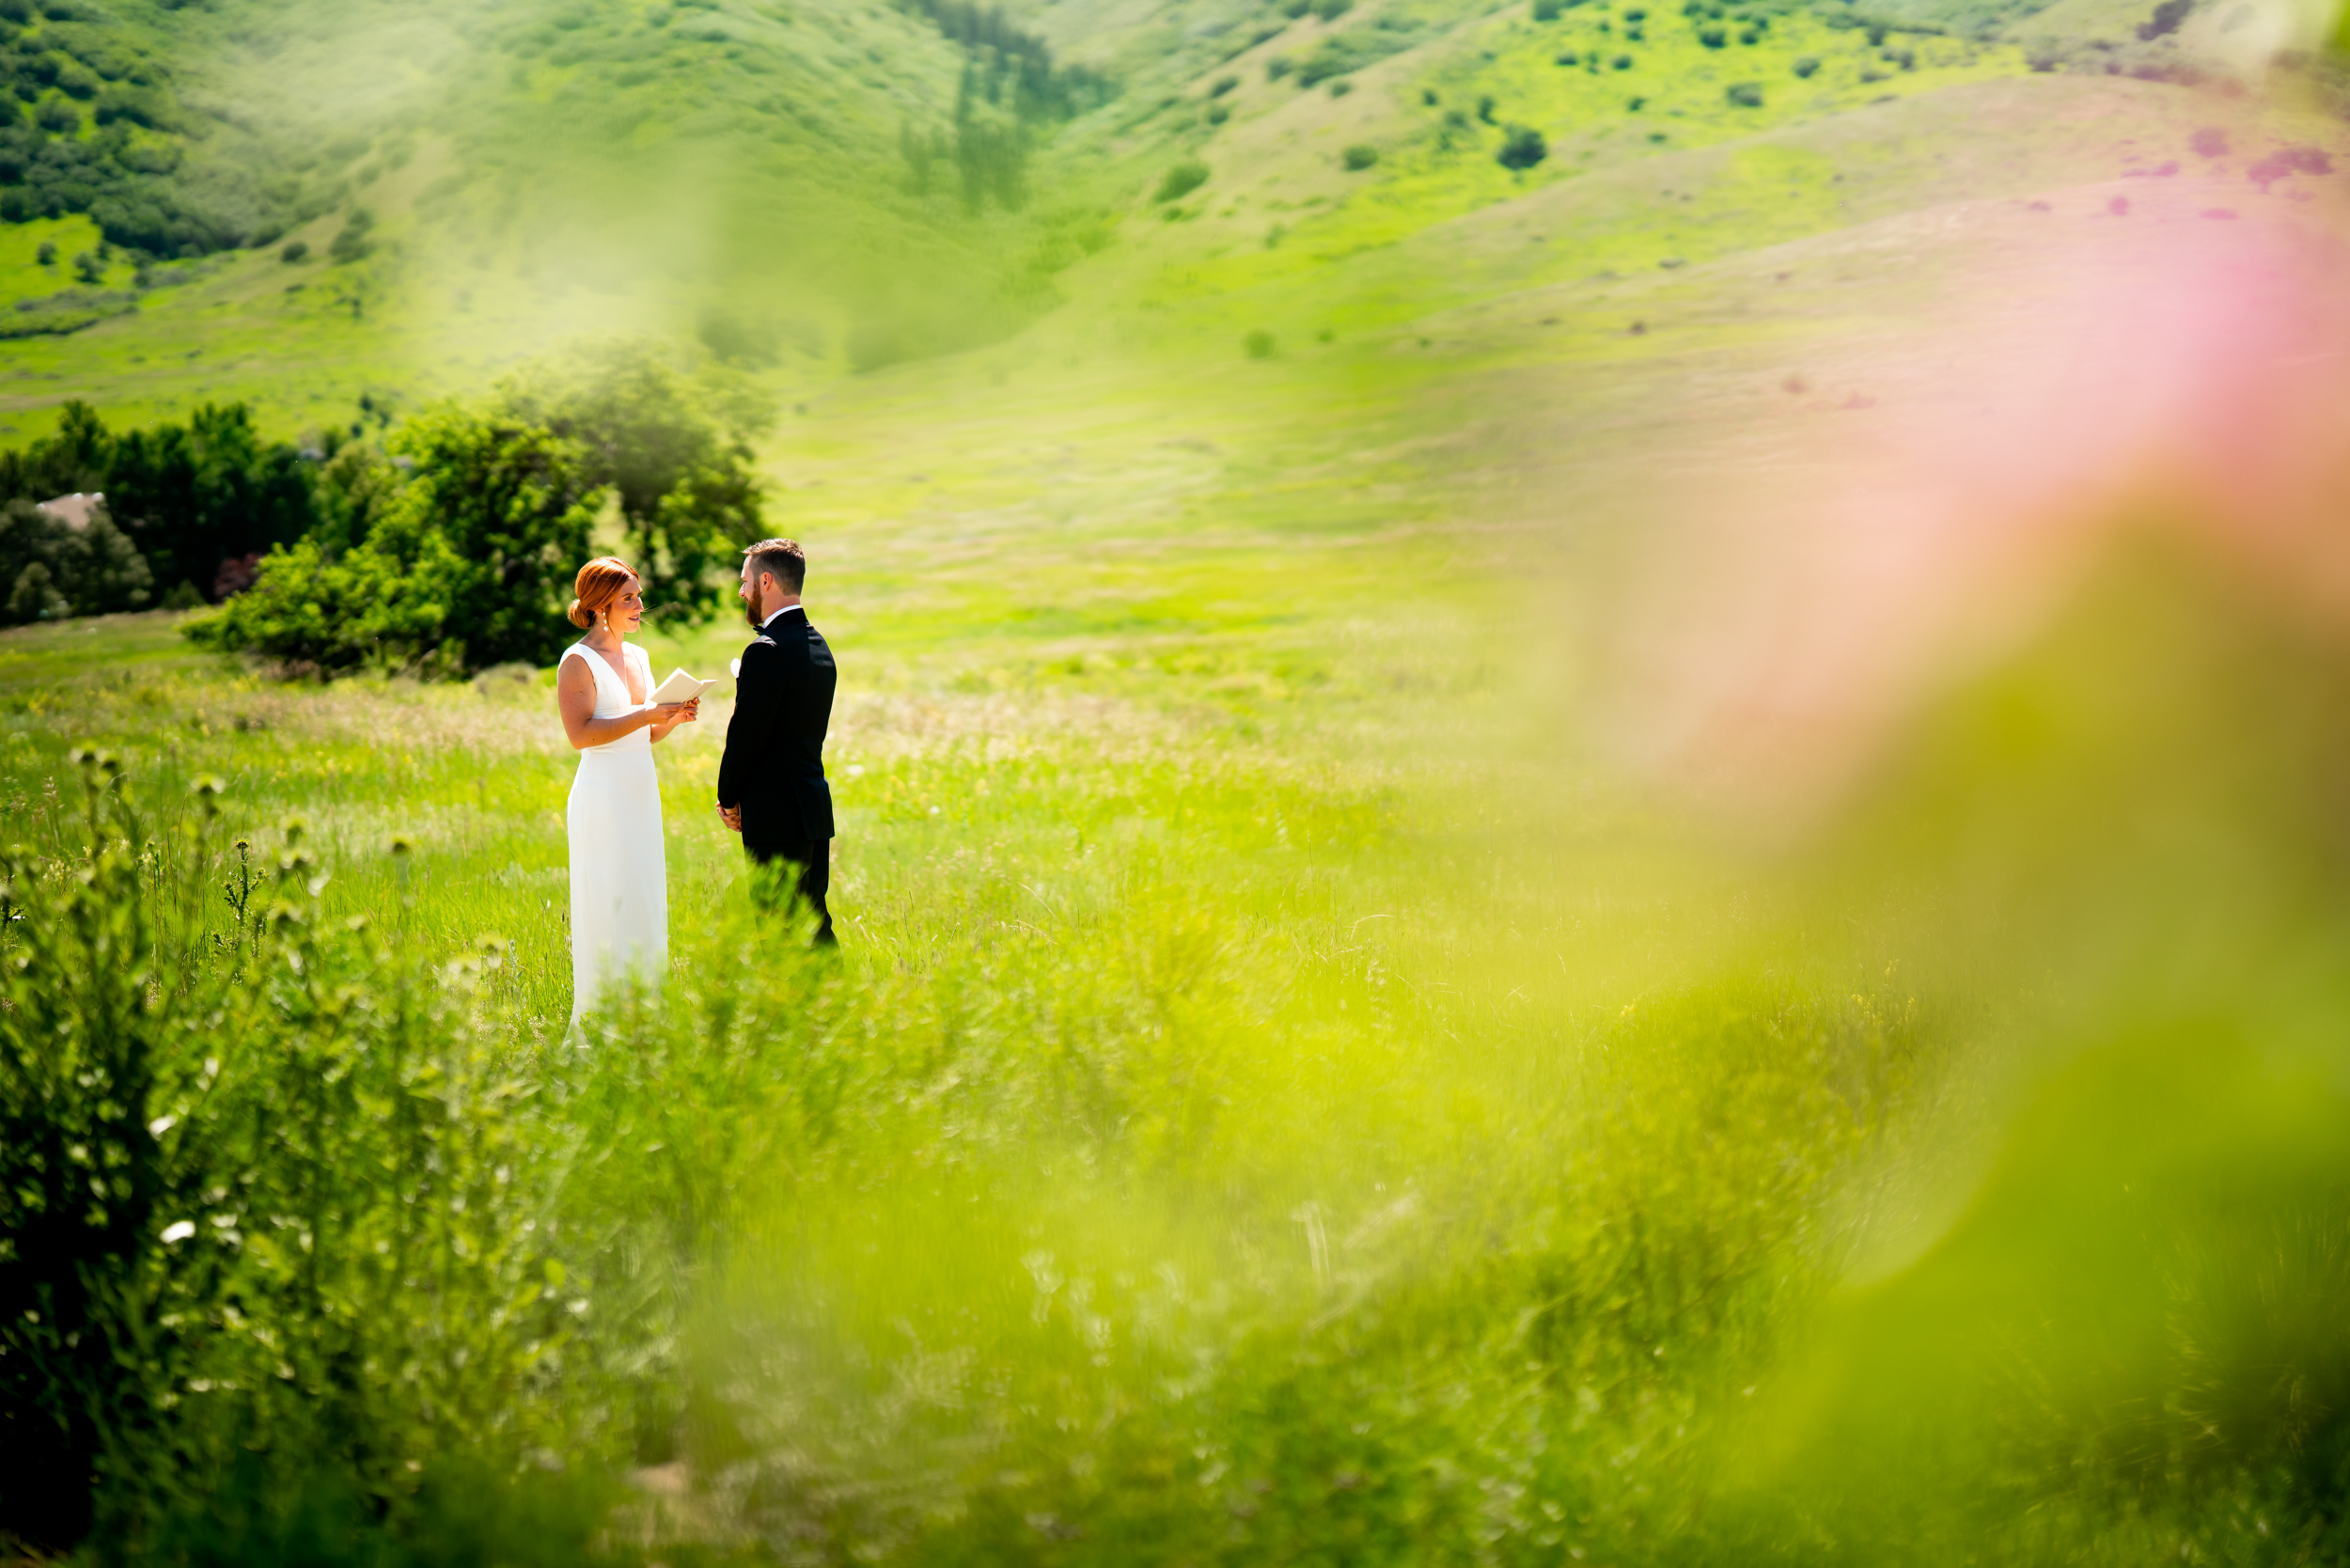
[556,556,697,1021]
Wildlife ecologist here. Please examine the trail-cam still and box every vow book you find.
[650,668,716,705]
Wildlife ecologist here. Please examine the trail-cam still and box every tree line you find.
[190,344,770,675]
[1,343,773,674]
[896,0,1116,214]
[0,400,312,624]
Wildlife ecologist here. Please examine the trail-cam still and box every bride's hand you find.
[677,698,700,723]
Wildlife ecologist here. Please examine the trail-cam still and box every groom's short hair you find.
[745,538,807,592]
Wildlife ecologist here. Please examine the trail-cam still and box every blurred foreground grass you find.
[5,522,2350,1563]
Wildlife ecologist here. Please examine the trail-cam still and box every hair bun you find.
[569,557,638,633]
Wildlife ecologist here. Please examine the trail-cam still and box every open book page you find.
[649,668,715,705]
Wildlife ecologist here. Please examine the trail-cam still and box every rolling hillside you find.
[0,0,2332,455]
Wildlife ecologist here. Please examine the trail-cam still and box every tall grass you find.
[7,544,2350,1562]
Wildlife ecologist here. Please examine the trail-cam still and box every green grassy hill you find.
[0,0,2325,446]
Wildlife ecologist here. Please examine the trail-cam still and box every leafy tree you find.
[1496,124,1548,170]
[0,494,149,624]
[103,401,317,598]
[499,341,770,624]
[1341,143,1378,169]
[1155,159,1209,202]
[190,408,601,673]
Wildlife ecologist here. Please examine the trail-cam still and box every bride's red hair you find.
[568,557,638,630]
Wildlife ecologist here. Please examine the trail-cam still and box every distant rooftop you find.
[37,493,105,530]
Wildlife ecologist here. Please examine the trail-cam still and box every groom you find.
[716,538,837,944]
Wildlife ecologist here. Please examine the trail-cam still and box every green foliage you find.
[103,402,319,598]
[0,400,315,605]
[0,492,148,620]
[895,0,1115,124]
[1496,123,1548,169]
[1154,158,1209,203]
[1726,79,1764,104]
[1293,22,1420,86]
[696,304,782,367]
[277,239,306,263]
[1243,326,1274,357]
[1534,0,1564,19]
[0,762,728,1551]
[326,207,373,266]
[1341,143,1379,170]
[1793,53,1821,73]
[499,341,769,624]
[188,407,601,673]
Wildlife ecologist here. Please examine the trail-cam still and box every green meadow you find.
[7,0,2350,1558]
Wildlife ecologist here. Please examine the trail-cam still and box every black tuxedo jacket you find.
[716,606,836,852]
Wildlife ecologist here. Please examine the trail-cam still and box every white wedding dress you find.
[561,640,666,1023]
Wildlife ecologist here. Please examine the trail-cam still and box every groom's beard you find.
[745,598,762,629]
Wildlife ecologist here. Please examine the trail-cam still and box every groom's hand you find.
[717,804,743,833]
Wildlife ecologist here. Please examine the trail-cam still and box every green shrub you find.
[1154,158,1209,202]
[1794,53,1821,74]
[1209,74,1239,97]
[36,94,77,133]
[1265,55,1292,79]
[1699,23,1727,45]
[1295,25,1417,86]
[497,340,769,623]
[35,239,53,264]
[1244,328,1275,358]
[1310,0,1353,18]
[327,207,374,265]
[278,239,307,263]
[1341,142,1378,169]
[1726,80,1764,105]
[1534,0,1564,18]
[189,407,600,674]
[1496,123,1548,169]
[0,765,769,1551]
[695,303,783,367]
